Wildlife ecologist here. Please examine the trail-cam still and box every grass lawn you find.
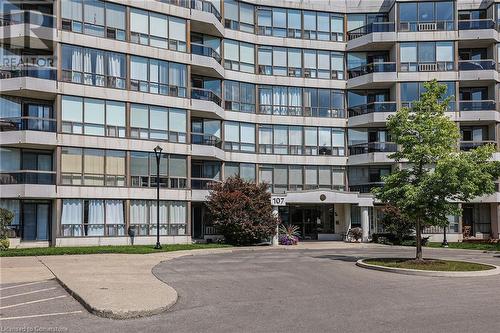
[0,243,231,257]
[364,258,495,271]
[427,242,500,252]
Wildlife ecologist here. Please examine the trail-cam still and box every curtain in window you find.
[224,121,239,142]
[259,86,272,106]
[170,201,186,235]
[62,0,82,21]
[71,47,83,81]
[168,109,186,133]
[273,87,287,115]
[259,126,272,145]
[168,17,186,42]
[88,199,104,236]
[84,0,104,25]
[61,199,82,236]
[288,88,302,107]
[108,53,124,82]
[150,201,168,235]
[169,63,186,87]
[105,200,124,235]
[106,3,125,29]
[95,51,105,86]
[289,126,302,146]
[130,9,149,34]
[130,200,147,224]
[240,123,255,149]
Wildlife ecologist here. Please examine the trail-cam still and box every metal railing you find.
[61,70,126,89]
[0,171,56,185]
[191,178,220,190]
[399,20,454,32]
[191,87,222,106]
[158,0,221,21]
[460,140,497,151]
[349,182,384,193]
[348,62,396,79]
[400,61,454,72]
[257,105,345,118]
[349,142,397,155]
[191,133,222,148]
[1,67,56,80]
[347,22,395,40]
[458,19,495,30]
[459,100,496,111]
[458,59,495,71]
[0,117,56,132]
[191,43,222,63]
[348,102,397,117]
[0,10,54,28]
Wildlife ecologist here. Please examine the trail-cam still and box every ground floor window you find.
[129,200,187,236]
[0,199,50,241]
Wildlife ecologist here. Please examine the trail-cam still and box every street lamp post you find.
[442,225,449,248]
[153,145,163,249]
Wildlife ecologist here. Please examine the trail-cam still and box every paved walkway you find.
[1,242,498,321]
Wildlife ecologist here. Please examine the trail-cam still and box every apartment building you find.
[1,0,499,247]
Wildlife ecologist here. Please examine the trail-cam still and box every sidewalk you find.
[0,242,380,319]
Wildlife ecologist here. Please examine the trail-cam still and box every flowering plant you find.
[278,224,300,245]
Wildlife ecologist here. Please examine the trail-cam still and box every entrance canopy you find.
[271,190,374,207]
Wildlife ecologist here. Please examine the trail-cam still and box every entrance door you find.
[22,202,50,241]
[192,204,203,239]
[462,205,474,236]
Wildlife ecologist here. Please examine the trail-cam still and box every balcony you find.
[0,171,55,185]
[158,0,221,21]
[348,62,396,79]
[349,142,397,155]
[460,140,497,151]
[349,182,384,193]
[348,102,397,117]
[458,60,495,71]
[400,61,454,72]
[258,105,345,118]
[458,19,495,30]
[0,117,56,132]
[191,178,220,190]
[191,87,222,106]
[191,43,222,63]
[191,133,222,148]
[0,10,54,28]
[459,100,496,112]
[1,67,56,80]
[398,21,454,32]
[347,22,395,41]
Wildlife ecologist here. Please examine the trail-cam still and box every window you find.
[62,0,125,41]
[400,42,454,71]
[223,121,255,152]
[224,163,256,182]
[61,96,125,137]
[224,81,256,113]
[130,56,187,97]
[399,1,454,31]
[129,200,187,236]
[224,40,255,73]
[61,148,125,186]
[0,148,53,185]
[130,104,186,143]
[130,152,187,188]
[61,199,125,237]
[61,45,126,89]
[0,97,54,132]
[401,81,455,109]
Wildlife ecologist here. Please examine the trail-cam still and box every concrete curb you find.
[356,259,500,277]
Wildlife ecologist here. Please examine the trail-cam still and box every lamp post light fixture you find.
[153,145,163,249]
[442,225,449,248]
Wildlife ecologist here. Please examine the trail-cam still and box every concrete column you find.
[361,206,370,242]
[272,206,279,246]
[344,203,351,234]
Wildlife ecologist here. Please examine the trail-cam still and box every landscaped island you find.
[363,258,495,272]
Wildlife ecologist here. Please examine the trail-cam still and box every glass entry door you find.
[22,202,50,241]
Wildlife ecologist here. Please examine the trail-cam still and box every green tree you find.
[0,208,14,250]
[374,80,500,260]
[206,176,279,245]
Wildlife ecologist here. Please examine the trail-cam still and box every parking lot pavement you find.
[0,279,83,324]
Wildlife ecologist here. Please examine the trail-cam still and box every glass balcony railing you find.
[0,66,56,80]
[398,20,454,32]
[349,182,384,193]
[458,59,495,71]
[191,87,222,106]
[191,133,222,148]
[402,101,456,111]
[400,61,454,72]
[460,140,497,151]
[191,178,220,190]
[347,22,395,41]
[348,102,397,117]
[0,10,54,28]
[0,117,56,132]
[459,100,496,111]
[191,43,222,63]
[458,19,495,30]
[348,62,396,79]
[158,0,221,21]
[0,171,56,185]
[348,142,397,155]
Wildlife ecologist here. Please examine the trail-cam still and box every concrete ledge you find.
[356,259,500,277]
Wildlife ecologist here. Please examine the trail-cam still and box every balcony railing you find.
[400,61,454,72]
[0,171,56,185]
[0,67,56,80]
[347,22,395,40]
[399,20,454,32]
[459,100,496,111]
[191,133,222,148]
[460,140,497,151]
[191,43,222,63]
[0,117,56,132]
[458,19,495,30]
[349,182,384,193]
[348,62,396,79]
[158,0,221,21]
[191,178,220,190]
[191,87,222,106]
[402,101,456,112]
[348,102,397,117]
[458,59,495,71]
[0,10,54,28]
[258,105,345,118]
[349,142,397,155]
